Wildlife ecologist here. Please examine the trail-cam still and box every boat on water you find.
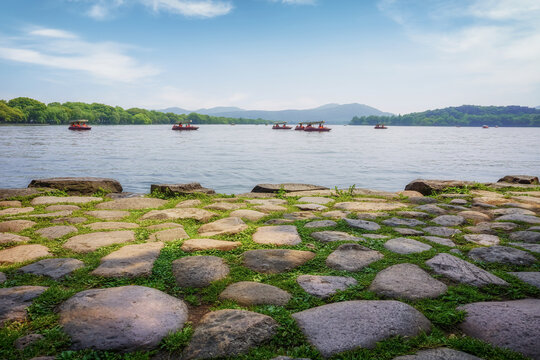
[295,122,306,130]
[272,122,292,130]
[172,120,199,131]
[303,121,331,132]
[482,125,489,129]
[68,120,91,131]
[374,124,387,129]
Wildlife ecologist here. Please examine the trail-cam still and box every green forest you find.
[350,105,540,127]
[0,97,267,125]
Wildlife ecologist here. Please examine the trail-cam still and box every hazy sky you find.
[1,0,539,113]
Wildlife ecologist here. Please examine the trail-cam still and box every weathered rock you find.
[252,183,328,193]
[28,210,73,218]
[0,286,48,325]
[321,210,350,219]
[423,226,461,237]
[146,222,182,230]
[0,188,49,200]
[18,258,84,279]
[421,236,455,247]
[432,215,466,226]
[31,196,102,205]
[92,242,164,278]
[0,200,22,207]
[382,217,425,227]
[254,204,288,213]
[363,234,389,239]
[29,177,122,194]
[85,210,129,220]
[148,227,189,242]
[335,202,407,212]
[58,285,188,351]
[393,348,483,360]
[0,207,34,216]
[326,243,383,271]
[14,333,44,350]
[509,272,540,290]
[344,218,380,231]
[426,253,508,287]
[96,198,167,210]
[106,192,145,199]
[283,211,318,220]
[490,207,536,216]
[253,225,301,246]
[384,238,432,254]
[498,175,539,184]
[496,213,540,224]
[175,199,202,208]
[150,183,215,195]
[439,204,468,211]
[86,222,139,230]
[198,217,248,237]
[246,198,288,205]
[369,263,447,300]
[450,198,468,205]
[230,209,266,221]
[394,228,424,236]
[172,256,229,287]
[458,211,491,224]
[468,246,536,265]
[408,197,438,205]
[404,179,476,195]
[466,221,517,234]
[311,231,361,242]
[297,275,357,298]
[296,203,328,211]
[458,299,540,359]
[45,204,80,211]
[0,220,36,233]
[0,245,52,264]
[510,231,540,243]
[265,218,294,225]
[243,249,315,273]
[396,211,431,219]
[63,231,135,253]
[415,204,447,215]
[204,202,244,211]
[293,300,431,357]
[304,220,337,228]
[219,281,291,306]
[0,233,31,244]
[141,208,216,222]
[51,216,87,224]
[183,309,278,359]
[464,234,500,246]
[181,239,241,252]
[510,242,540,253]
[36,225,77,240]
[298,196,333,204]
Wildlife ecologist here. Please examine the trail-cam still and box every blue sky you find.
[1,0,539,113]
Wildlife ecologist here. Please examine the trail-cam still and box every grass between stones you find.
[0,189,538,360]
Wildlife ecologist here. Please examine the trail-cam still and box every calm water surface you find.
[1,125,539,194]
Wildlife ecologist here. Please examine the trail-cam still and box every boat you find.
[482,125,489,129]
[172,120,199,131]
[303,121,331,132]
[272,122,292,130]
[68,120,91,131]
[374,124,387,129]
[295,122,305,130]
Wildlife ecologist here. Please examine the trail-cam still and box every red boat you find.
[303,121,331,132]
[69,120,91,131]
[272,122,292,130]
[374,124,387,129]
[482,125,489,129]
[172,121,199,131]
[295,123,305,130]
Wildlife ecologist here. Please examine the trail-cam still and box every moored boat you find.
[303,121,331,132]
[272,122,292,130]
[68,120,91,131]
[172,120,199,131]
[295,122,305,130]
[374,124,387,129]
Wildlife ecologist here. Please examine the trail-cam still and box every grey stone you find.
[426,253,508,287]
[44,204,80,211]
[408,197,438,204]
[63,231,135,253]
[392,348,483,360]
[86,222,139,230]
[252,183,328,193]
[292,300,431,357]
[415,204,447,215]
[59,285,188,352]
[296,203,328,211]
[527,226,540,231]
[265,218,294,225]
[421,236,456,247]
[450,198,468,205]
[297,275,357,298]
[356,212,388,220]
[498,175,539,184]
[465,221,517,234]
[304,220,337,228]
[0,188,48,200]
[362,234,389,239]
[458,211,491,223]
[0,233,31,244]
[298,196,333,204]
[150,183,215,195]
[423,226,461,237]
[344,218,381,231]
[326,243,383,271]
[509,272,540,289]
[254,204,288,213]
[246,198,288,205]
[92,242,164,278]
[490,207,536,216]
[51,216,87,224]
[29,177,122,194]
[253,225,301,246]
[496,214,540,224]
[85,210,129,220]
[439,204,468,211]
[243,249,315,273]
[0,220,36,233]
[396,211,431,219]
[219,281,291,306]
[283,211,318,220]
[509,242,540,253]
[198,217,248,237]
[510,231,540,243]
[394,228,424,236]
[172,256,229,287]
[96,198,167,210]
[0,286,48,325]
[335,202,407,212]
[28,210,73,218]
[230,209,266,221]
[35,225,77,240]
[311,231,361,242]
[321,210,350,219]
[148,227,189,242]
[382,217,425,227]
[183,309,278,359]
[464,234,500,246]
[384,238,432,254]
[458,299,540,360]
[271,357,311,360]
[19,258,84,279]
[14,334,44,350]
[141,208,216,222]
[432,215,466,226]
[0,245,52,264]
[31,196,102,205]
[468,246,536,265]
[369,263,447,300]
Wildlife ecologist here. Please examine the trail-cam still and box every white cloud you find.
[0,28,159,82]
[279,0,316,5]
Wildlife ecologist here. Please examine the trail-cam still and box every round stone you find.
[0,220,36,233]
[252,225,301,246]
[383,238,432,254]
[35,225,77,240]
[297,275,357,298]
[219,281,291,306]
[326,243,383,271]
[172,256,229,287]
[243,249,315,274]
[62,231,135,253]
[432,215,466,226]
[18,258,84,279]
[0,245,52,264]
[197,217,248,237]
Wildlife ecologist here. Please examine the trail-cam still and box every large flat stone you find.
[63,231,135,253]
[326,243,383,271]
[296,203,328,211]
[181,239,241,252]
[466,221,517,234]
[297,275,357,298]
[204,202,244,211]
[96,198,167,210]
[423,226,461,237]
[415,204,447,215]
[498,175,539,184]
[509,272,540,290]
[198,217,248,237]
[92,242,163,278]
[251,183,328,193]
[45,204,80,211]
[183,309,278,359]
[432,215,466,226]
[0,245,52,264]
[382,217,425,227]
[292,300,431,357]
[344,218,381,231]
[393,348,484,360]
[496,214,540,224]
[311,231,361,242]
[243,249,315,273]
[18,258,84,279]
[58,285,188,352]
[172,256,229,287]
[509,231,540,243]
[384,238,432,254]
[254,204,288,213]
[426,253,508,287]
[0,220,36,233]
[85,210,130,220]
[369,263,447,300]
[30,196,102,205]
[283,211,318,220]
[219,281,291,306]
[458,299,540,360]
[0,286,48,325]
[175,199,202,208]
[0,200,22,207]
[468,246,536,265]
[304,220,337,228]
[253,225,301,246]
[464,234,500,246]
[335,202,407,212]
[298,196,333,204]
[151,183,216,196]
[404,179,477,195]
[35,225,77,240]
[0,233,31,244]
[0,188,49,200]
[0,207,34,216]
[86,222,139,230]
[146,222,182,230]
[509,242,540,253]
[458,211,491,224]
[230,209,266,221]
[421,236,456,247]
[141,208,216,222]
[28,177,122,194]
[148,227,189,242]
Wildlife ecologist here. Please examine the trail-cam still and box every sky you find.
[0,0,539,114]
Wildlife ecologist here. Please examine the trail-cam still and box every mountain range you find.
[159,103,393,124]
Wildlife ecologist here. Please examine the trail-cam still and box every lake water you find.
[1,125,539,194]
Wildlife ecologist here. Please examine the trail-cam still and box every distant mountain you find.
[160,107,190,115]
[158,103,392,124]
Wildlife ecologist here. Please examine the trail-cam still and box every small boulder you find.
[150,183,215,195]
[0,220,36,233]
[19,258,84,279]
[344,218,381,231]
[432,215,465,226]
[468,246,536,265]
[181,239,241,252]
[0,286,48,325]
[148,227,189,242]
[31,196,102,205]
[198,217,248,237]
[219,281,291,306]
[326,243,383,271]
[498,175,539,184]
[421,236,456,247]
[311,231,361,242]
[0,245,52,264]
[92,242,164,278]
[172,256,229,287]
[304,220,337,228]
[509,231,540,243]
[464,234,500,246]
[251,183,328,193]
[28,177,122,194]
[383,238,432,254]
[63,231,135,253]
[297,275,357,298]
[382,217,425,227]
[423,226,461,237]
[141,208,216,222]
[230,209,266,221]
[252,225,301,246]
[243,249,315,273]
[35,225,77,240]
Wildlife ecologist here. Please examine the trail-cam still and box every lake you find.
[1,125,539,194]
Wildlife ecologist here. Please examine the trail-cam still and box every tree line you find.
[350,105,540,127]
[0,97,268,125]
